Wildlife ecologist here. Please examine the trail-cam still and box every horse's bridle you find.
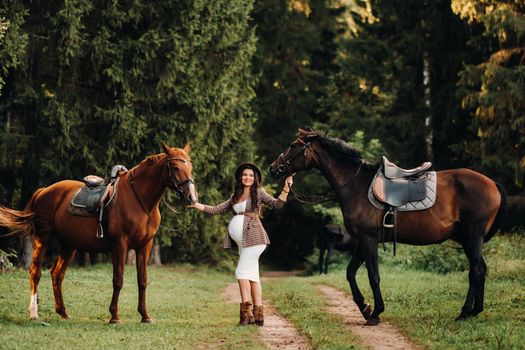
[275,138,312,179]
[274,135,364,204]
[130,155,194,216]
[166,156,195,198]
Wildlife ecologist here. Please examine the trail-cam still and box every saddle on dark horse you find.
[68,165,128,238]
[369,156,436,255]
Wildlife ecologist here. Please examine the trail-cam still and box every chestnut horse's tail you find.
[0,188,43,239]
[485,183,508,243]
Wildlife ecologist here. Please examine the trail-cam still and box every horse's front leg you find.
[136,238,153,323]
[109,239,127,324]
[363,235,383,326]
[346,242,370,320]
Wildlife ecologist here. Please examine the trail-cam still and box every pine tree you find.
[0,0,259,265]
[453,0,525,190]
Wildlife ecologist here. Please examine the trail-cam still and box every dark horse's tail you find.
[0,188,43,239]
[485,183,507,243]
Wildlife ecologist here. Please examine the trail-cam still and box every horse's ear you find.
[183,143,191,154]
[297,126,313,138]
[161,141,170,153]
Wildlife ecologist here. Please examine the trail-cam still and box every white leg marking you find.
[29,293,38,320]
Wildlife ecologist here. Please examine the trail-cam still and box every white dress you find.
[228,200,266,282]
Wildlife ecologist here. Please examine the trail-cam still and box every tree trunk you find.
[17,30,44,270]
[17,235,33,269]
[149,237,162,266]
[126,249,136,265]
[77,251,91,266]
[94,253,105,264]
[423,51,433,162]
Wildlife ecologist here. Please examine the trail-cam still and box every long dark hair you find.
[232,169,261,205]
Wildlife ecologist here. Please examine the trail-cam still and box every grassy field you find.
[264,234,525,350]
[0,264,266,350]
[0,234,524,349]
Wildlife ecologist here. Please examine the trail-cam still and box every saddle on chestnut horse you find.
[68,165,128,238]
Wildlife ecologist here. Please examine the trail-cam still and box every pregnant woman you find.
[190,162,293,326]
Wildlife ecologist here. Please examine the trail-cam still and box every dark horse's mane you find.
[299,127,379,171]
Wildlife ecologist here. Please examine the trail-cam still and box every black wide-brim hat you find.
[235,162,262,181]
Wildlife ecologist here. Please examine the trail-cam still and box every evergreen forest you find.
[0,0,523,268]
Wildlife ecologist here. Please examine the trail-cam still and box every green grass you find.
[264,277,364,350]
[291,234,525,350]
[0,264,265,350]
[1,234,523,349]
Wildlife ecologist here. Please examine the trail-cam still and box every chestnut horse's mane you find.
[130,149,190,172]
[145,153,166,163]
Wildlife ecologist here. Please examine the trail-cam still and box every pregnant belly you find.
[228,215,244,244]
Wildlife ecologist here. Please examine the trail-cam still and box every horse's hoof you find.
[29,315,39,320]
[364,317,380,326]
[58,311,71,320]
[141,318,153,324]
[471,308,483,316]
[109,318,121,324]
[361,304,372,320]
[455,314,467,321]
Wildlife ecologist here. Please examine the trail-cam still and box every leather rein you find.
[129,156,195,231]
[277,137,363,204]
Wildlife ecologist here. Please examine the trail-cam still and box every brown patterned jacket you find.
[202,187,285,249]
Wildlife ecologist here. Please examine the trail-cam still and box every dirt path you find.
[316,285,422,350]
[223,272,311,350]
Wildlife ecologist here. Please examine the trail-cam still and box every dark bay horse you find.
[270,127,506,325]
[0,143,197,323]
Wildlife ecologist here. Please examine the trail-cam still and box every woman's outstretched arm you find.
[190,197,233,215]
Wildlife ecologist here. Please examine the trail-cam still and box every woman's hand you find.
[187,202,202,210]
[284,175,294,192]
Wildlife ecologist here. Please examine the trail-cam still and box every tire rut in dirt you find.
[316,284,422,350]
[224,282,311,349]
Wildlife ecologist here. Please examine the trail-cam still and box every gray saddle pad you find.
[368,171,437,211]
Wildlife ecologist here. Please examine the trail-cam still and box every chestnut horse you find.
[0,142,197,323]
[270,127,506,325]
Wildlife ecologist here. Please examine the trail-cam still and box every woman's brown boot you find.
[253,305,264,326]
[239,302,254,325]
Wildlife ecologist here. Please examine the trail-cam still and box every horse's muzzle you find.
[185,183,198,206]
[269,164,287,180]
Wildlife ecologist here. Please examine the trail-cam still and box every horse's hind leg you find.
[28,234,50,320]
[136,239,153,323]
[50,247,77,319]
[457,233,485,320]
[346,241,369,320]
[472,256,487,316]
[109,239,127,324]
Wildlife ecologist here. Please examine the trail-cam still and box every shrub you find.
[0,249,16,272]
